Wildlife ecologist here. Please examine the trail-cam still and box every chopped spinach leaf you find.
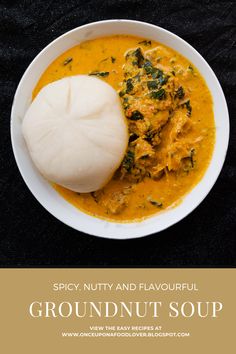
[133,73,141,82]
[147,80,159,90]
[175,86,185,99]
[150,88,166,100]
[111,56,116,63]
[99,57,109,63]
[188,65,194,73]
[122,97,130,110]
[119,90,126,97]
[129,133,139,143]
[190,148,195,167]
[126,78,134,93]
[126,48,144,67]
[138,40,152,46]
[150,200,163,207]
[185,100,192,116]
[143,62,168,85]
[151,70,159,79]
[122,150,134,172]
[147,196,162,207]
[63,57,73,66]
[133,48,144,67]
[129,110,144,121]
[89,71,109,77]
[143,60,154,75]
[156,69,169,85]
[180,100,192,116]
[124,104,130,111]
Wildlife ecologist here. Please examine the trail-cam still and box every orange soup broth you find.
[34,35,215,222]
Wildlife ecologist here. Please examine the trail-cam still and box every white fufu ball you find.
[22,75,128,192]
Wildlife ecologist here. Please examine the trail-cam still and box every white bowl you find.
[11,20,229,239]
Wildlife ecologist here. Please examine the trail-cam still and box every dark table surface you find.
[0,0,235,267]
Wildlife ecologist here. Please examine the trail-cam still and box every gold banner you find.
[0,269,234,353]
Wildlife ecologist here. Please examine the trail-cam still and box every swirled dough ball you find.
[22,75,128,192]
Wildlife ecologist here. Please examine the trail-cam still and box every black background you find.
[0,0,235,267]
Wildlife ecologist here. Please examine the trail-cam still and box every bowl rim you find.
[11,19,230,239]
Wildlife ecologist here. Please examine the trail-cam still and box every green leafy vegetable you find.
[147,80,159,90]
[138,40,152,46]
[122,151,134,172]
[126,48,144,67]
[119,90,126,97]
[129,133,139,143]
[156,69,169,85]
[190,148,195,167]
[99,57,109,63]
[150,88,166,100]
[129,110,144,121]
[111,56,116,63]
[123,97,130,110]
[143,62,169,84]
[126,78,134,93]
[63,57,73,66]
[143,60,154,75]
[175,86,185,99]
[133,73,141,82]
[89,71,109,77]
[133,48,144,67]
[188,65,194,73]
[147,196,162,207]
[184,100,192,116]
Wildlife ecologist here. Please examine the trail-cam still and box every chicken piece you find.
[129,119,150,137]
[134,138,154,161]
[166,142,191,171]
[150,110,169,131]
[102,188,132,215]
[169,109,192,141]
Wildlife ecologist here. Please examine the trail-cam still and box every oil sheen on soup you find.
[33,35,215,222]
